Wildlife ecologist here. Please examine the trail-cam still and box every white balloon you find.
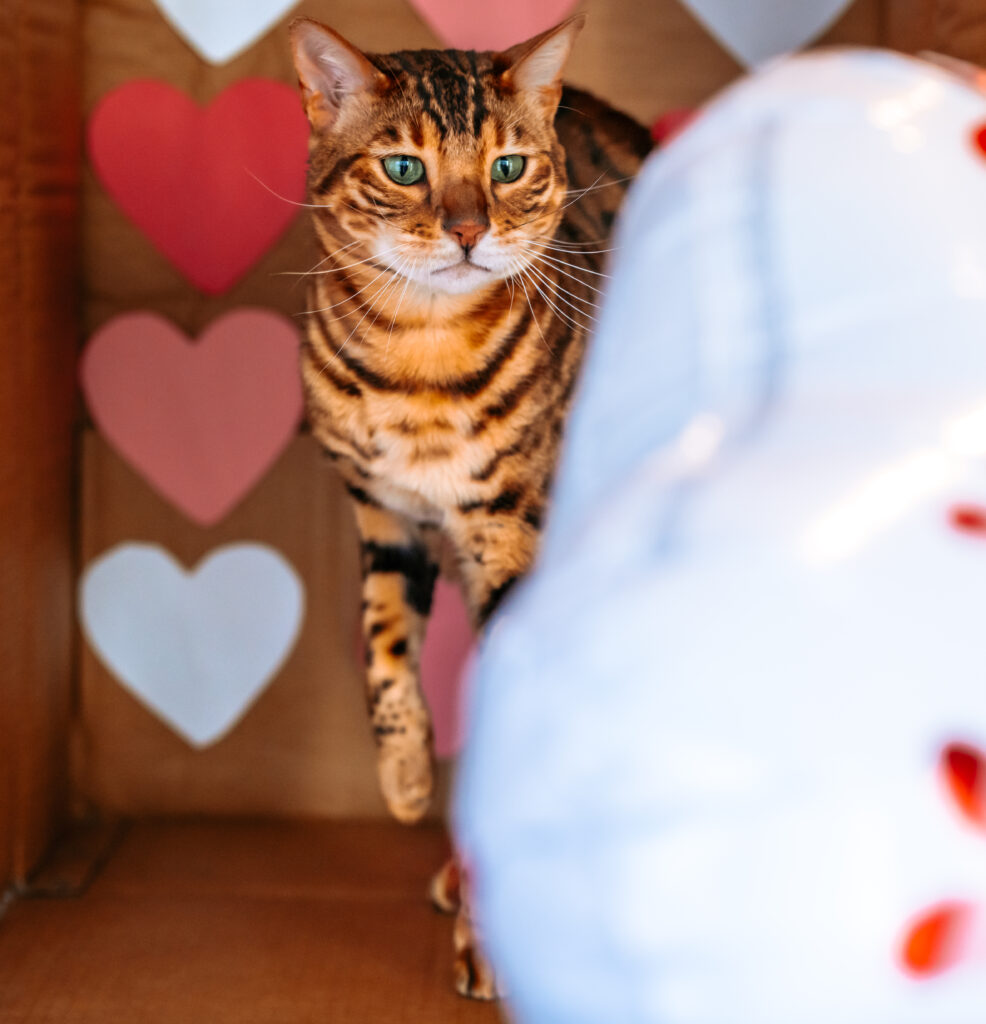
[457,50,986,1024]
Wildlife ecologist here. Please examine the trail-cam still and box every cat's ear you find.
[289,18,389,132]
[499,15,585,111]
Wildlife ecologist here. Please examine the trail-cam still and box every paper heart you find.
[81,309,304,525]
[88,78,308,294]
[406,0,576,51]
[679,0,853,67]
[420,578,475,759]
[153,0,300,65]
[80,543,305,747]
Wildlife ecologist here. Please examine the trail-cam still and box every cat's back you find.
[555,86,652,237]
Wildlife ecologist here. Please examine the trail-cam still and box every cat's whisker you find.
[512,170,611,233]
[520,266,590,339]
[331,259,405,360]
[309,244,404,277]
[298,259,400,317]
[526,261,600,316]
[518,244,611,280]
[514,269,553,355]
[517,233,618,256]
[536,241,615,254]
[532,233,610,246]
[524,252,608,299]
[247,170,334,209]
[306,274,390,322]
[277,241,373,278]
[338,198,392,225]
[524,257,598,312]
[523,265,596,333]
[561,174,636,196]
[384,257,414,358]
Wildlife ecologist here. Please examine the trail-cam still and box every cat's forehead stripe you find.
[377,49,494,140]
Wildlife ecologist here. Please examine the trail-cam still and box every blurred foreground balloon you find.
[456,49,986,1024]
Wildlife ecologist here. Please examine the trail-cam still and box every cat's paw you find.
[377,737,433,824]
[453,902,503,1000]
[429,855,461,914]
[454,938,501,1001]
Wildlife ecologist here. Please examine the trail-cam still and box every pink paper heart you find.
[420,578,475,758]
[88,78,308,294]
[407,0,577,51]
[81,309,304,525]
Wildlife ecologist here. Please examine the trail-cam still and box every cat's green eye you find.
[382,155,425,185]
[491,154,526,183]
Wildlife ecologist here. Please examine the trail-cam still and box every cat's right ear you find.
[289,19,389,132]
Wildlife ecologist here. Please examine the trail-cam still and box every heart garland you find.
[80,543,305,748]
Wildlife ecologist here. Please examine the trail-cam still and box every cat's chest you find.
[344,390,493,515]
[368,393,487,493]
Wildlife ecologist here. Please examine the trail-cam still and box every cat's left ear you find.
[498,15,586,113]
[289,18,390,133]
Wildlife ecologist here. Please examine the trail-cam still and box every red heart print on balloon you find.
[949,503,986,538]
[88,79,308,294]
[406,0,576,51]
[81,309,304,526]
[652,109,697,145]
[899,743,985,977]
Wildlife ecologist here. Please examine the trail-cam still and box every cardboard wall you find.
[0,0,82,884]
[74,0,959,821]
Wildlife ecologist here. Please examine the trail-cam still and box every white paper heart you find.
[153,0,300,65]
[80,543,305,748]
[680,0,853,67]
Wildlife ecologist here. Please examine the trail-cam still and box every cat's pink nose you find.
[447,220,487,251]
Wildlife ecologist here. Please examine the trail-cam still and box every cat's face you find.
[291,19,581,296]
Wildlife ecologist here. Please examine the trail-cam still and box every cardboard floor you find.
[0,820,505,1024]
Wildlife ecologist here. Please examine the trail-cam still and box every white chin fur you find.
[423,261,497,295]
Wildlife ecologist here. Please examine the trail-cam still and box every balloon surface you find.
[456,49,986,1024]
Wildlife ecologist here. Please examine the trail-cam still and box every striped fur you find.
[290,17,649,994]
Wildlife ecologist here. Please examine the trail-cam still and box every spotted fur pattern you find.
[290,16,649,997]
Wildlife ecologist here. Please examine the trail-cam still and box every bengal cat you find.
[289,15,650,997]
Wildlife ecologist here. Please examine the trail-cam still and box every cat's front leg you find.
[352,498,439,824]
[445,507,540,629]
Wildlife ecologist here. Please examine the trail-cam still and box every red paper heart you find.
[407,0,577,51]
[81,310,304,525]
[88,79,308,294]
[420,578,475,759]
